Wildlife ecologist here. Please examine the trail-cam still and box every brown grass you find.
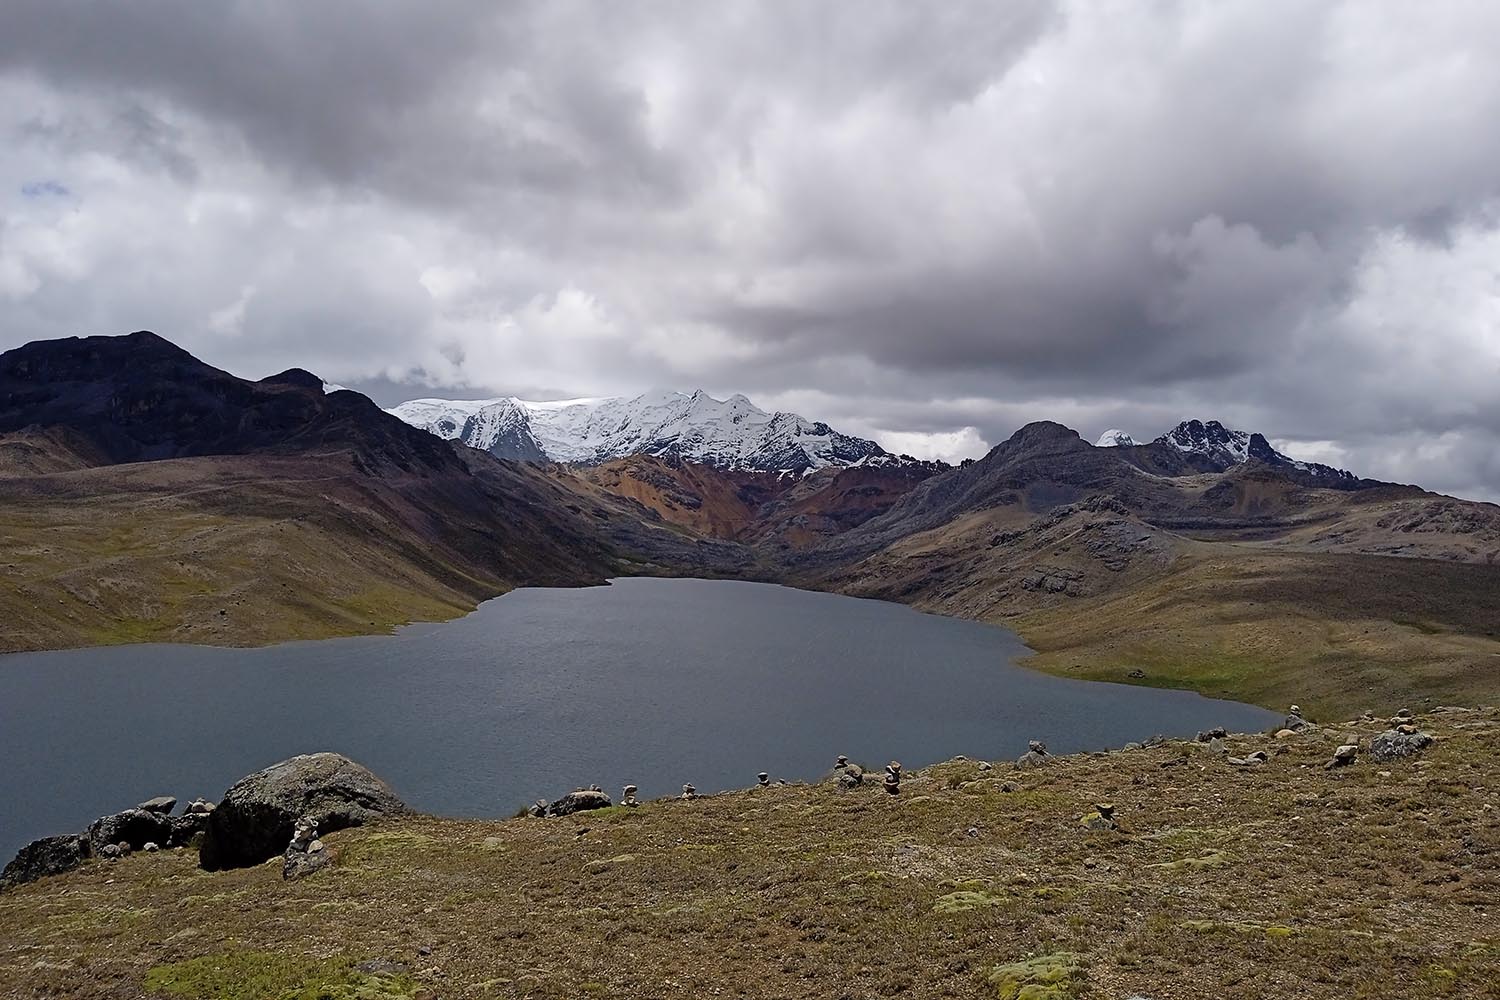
[1,708,1496,999]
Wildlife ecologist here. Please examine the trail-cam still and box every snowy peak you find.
[387,389,922,473]
[1095,429,1137,447]
[1151,419,1357,481]
[1155,419,1250,466]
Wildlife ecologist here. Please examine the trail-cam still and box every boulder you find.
[136,796,177,814]
[87,809,174,855]
[544,789,613,817]
[184,798,215,815]
[199,752,409,870]
[837,765,864,790]
[1,834,89,889]
[1369,729,1435,762]
[169,811,211,847]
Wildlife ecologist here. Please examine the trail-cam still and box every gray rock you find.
[87,809,174,855]
[199,752,409,871]
[544,789,613,817]
[1369,729,1435,762]
[143,842,160,853]
[837,765,864,790]
[977,761,993,771]
[99,844,121,860]
[136,796,177,814]
[1196,727,1228,742]
[1016,750,1052,770]
[1,834,89,889]
[282,842,332,880]
[168,811,211,848]
[184,798,215,815]
[1326,744,1359,769]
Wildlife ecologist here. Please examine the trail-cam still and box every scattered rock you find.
[1326,744,1359,770]
[99,844,121,860]
[136,796,177,815]
[1275,729,1298,739]
[837,766,864,790]
[1227,751,1270,767]
[1123,742,1142,751]
[86,809,173,855]
[977,761,993,771]
[199,752,410,871]
[1196,726,1228,742]
[142,842,159,853]
[1127,668,1145,679]
[999,782,1018,793]
[183,798,215,815]
[1369,728,1435,762]
[546,790,613,817]
[1207,737,1227,755]
[1,834,90,889]
[1394,708,1413,719]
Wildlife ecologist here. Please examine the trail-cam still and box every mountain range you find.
[386,390,933,473]
[2,331,1497,716]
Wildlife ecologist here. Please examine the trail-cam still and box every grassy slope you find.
[0,456,553,653]
[1,708,1495,999]
[1011,547,1500,721]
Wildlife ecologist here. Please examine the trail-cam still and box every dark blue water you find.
[0,578,1278,860]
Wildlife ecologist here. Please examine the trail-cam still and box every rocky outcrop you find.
[0,835,90,889]
[199,753,410,871]
[1369,728,1435,762]
[542,789,613,817]
[86,809,174,855]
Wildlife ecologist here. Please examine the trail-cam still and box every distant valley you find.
[3,331,1498,717]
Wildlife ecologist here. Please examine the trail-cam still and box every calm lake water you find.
[0,578,1278,860]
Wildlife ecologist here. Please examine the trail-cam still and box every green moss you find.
[143,951,423,1000]
[933,890,1007,914]
[1147,850,1228,870]
[985,952,1083,999]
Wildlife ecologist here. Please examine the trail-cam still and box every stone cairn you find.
[883,761,901,795]
[1016,740,1053,770]
[681,783,697,800]
[281,815,330,880]
[621,784,639,807]
[757,772,770,787]
[834,755,863,790]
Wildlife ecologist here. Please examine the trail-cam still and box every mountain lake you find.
[0,577,1281,859]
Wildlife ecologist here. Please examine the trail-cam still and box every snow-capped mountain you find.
[1150,419,1355,480]
[1155,419,1251,466]
[387,389,917,473]
[1094,429,1137,447]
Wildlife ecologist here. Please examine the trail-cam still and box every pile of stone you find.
[834,755,864,790]
[281,815,331,880]
[1016,740,1053,770]
[680,783,697,800]
[2,794,217,889]
[883,761,902,795]
[620,784,639,807]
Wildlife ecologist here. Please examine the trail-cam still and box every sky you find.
[1,2,1498,499]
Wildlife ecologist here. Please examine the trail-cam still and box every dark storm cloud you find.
[1,2,1498,493]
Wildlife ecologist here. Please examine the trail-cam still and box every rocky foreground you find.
[0,709,1496,999]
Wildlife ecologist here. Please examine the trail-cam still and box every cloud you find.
[1,1,1499,499]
